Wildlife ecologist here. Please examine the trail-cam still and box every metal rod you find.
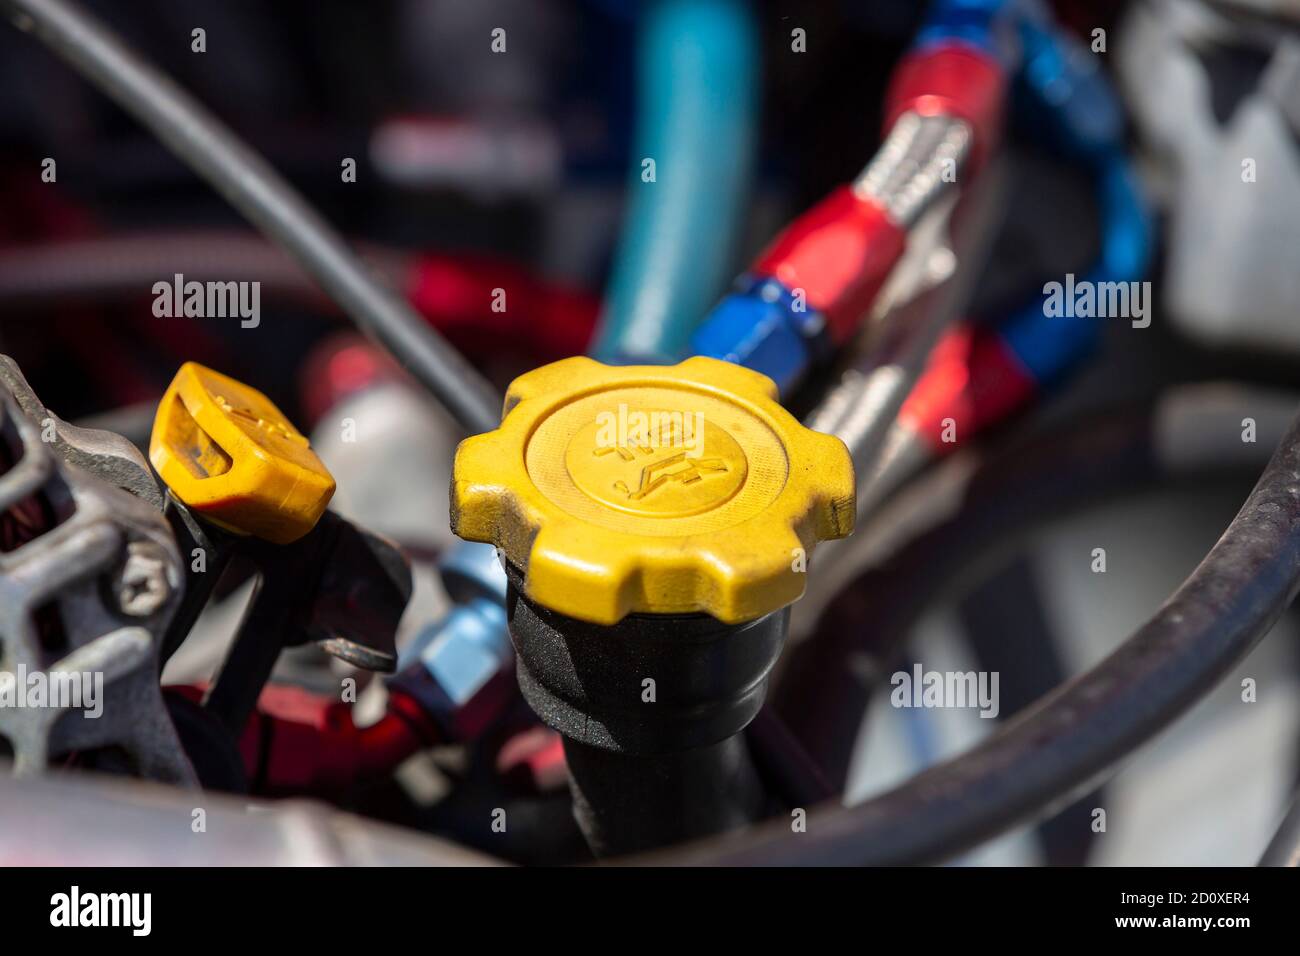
[0,0,502,435]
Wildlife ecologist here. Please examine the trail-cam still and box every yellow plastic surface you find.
[452,356,855,625]
[149,362,335,544]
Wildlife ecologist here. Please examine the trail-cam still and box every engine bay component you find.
[690,1,1003,396]
[450,355,853,853]
[0,355,163,509]
[451,355,855,624]
[150,361,335,545]
[145,363,409,742]
[3,0,1300,887]
[387,540,514,744]
[0,360,191,783]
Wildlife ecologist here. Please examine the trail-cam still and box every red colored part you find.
[751,186,907,345]
[496,725,569,794]
[900,324,1036,453]
[884,42,1006,173]
[245,684,434,796]
[169,682,439,797]
[406,253,597,361]
[301,253,597,421]
[299,333,397,423]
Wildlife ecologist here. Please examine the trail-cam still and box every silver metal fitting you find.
[854,111,973,228]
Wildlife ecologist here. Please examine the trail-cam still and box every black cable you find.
[780,386,1292,785]
[650,400,1300,865]
[0,0,502,435]
[745,707,836,809]
[781,402,1173,786]
[1259,790,1300,866]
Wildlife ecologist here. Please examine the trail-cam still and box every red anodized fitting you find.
[883,41,1006,174]
[406,253,597,360]
[168,683,440,796]
[748,43,1004,350]
[750,187,907,346]
[898,323,1037,453]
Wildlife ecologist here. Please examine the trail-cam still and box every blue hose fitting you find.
[690,277,831,396]
[915,0,1011,54]
[1014,5,1125,163]
[389,541,514,742]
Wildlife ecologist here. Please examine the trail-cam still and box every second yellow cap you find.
[150,362,335,544]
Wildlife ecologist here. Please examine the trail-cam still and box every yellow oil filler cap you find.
[150,362,335,544]
[451,356,855,625]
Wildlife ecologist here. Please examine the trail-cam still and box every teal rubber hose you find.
[589,0,760,364]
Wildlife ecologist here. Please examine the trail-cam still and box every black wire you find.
[745,707,836,809]
[780,403,1174,786]
[649,404,1300,865]
[0,0,502,435]
[780,389,1288,785]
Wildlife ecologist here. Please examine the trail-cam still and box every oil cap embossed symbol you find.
[565,409,747,518]
[451,356,855,625]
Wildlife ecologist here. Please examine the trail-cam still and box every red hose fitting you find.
[168,683,441,797]
[751,187,907,346]
[884,42,1006,174]
[406,253,597,360]
[899,324,1036,453]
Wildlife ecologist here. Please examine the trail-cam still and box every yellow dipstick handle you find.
[150,362,335,544]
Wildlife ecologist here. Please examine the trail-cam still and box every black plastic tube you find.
[782,391,1280,786]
